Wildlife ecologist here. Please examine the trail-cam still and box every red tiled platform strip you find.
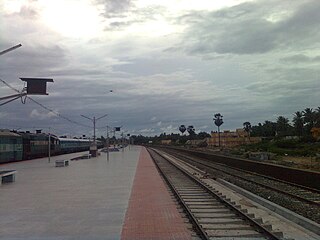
[121,147,193,240]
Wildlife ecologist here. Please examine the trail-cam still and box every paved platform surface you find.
[0,146,140,240]
[121,147,193,240]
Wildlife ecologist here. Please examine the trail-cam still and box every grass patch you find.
[242,139,320,157]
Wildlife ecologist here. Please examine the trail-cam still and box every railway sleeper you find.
[198,218,246,224]
[206,229,263,238]
[183,198,217,202]
[182,198,215,201]
[193,213,237,218]
[191,209,232,214]
[188,204,226,209]
[182,195,213,199]
[208,237,267,240]
[201,223,254,230]
[185,201,221,206]
[178,190,207,193]
[180,192,211,196]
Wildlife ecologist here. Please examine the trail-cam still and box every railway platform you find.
[0,146,192,240]
[121,147,193,240]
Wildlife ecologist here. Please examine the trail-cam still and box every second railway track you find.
[158,147,320,224]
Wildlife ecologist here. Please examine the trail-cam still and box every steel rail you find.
[170,149,320,194]
[160,146,320,190]
[149,149,210,240]
[167,149,320,208]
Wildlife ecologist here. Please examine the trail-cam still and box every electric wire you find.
[0,77,91,128]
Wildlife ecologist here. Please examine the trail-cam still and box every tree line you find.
[130,107,319,145]
[130,131,211,145]
[249,107,320,139]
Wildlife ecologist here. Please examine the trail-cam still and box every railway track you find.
[148,148,284,240]
[158,148,320,223]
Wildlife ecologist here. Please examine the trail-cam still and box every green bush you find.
[274,139,299,149]
[241,139,320,157]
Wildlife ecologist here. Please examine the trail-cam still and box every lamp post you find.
[81,114,108,157]
[120,130,129,152]
[127,133,131,150]
[105,125,114,160]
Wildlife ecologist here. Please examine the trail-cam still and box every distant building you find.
[311,127,320,141]
[208,129,261,147]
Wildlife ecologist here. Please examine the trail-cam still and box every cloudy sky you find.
[0,0,319,137]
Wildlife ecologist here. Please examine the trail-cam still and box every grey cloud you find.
[93,0,134,17]
[280,54,320,63]
[279,1,320,35]
[214,19,276,54]
[2,0,39,19]
[180,0,320,55]
[2,0,319,137]
[113,57,195,76]
[107,19,143,30]
[246,67,320,92]
[109,21,131,27]
[18,4,38,19]
[106,5,166,31]
[0,44,67,80]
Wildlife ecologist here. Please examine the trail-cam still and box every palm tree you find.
[187,125,195,140]
[293,111,304,136]
[315,107,320,127]
[303,108,315,135]
[179,125,186,135]
[243,122,252,141]
[187,125,195,135]
[263,120,277,137]
[213,113,223,147]
[276,116,291,137]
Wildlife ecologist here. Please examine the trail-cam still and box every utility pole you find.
[127,133,131,150]
[121,132,124,152]
[81,114,108,157]
[48,128,51,163]
[106,126,110,160]
[93,117,96,143]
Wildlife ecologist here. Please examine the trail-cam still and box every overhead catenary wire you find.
[0,77,91,128]
[27,97,91,128]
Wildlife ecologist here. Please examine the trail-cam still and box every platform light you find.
[20,78,54,95]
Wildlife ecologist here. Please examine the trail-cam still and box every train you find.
[0,129,103,164]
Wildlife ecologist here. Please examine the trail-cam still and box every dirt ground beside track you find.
[279,156,320,172]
